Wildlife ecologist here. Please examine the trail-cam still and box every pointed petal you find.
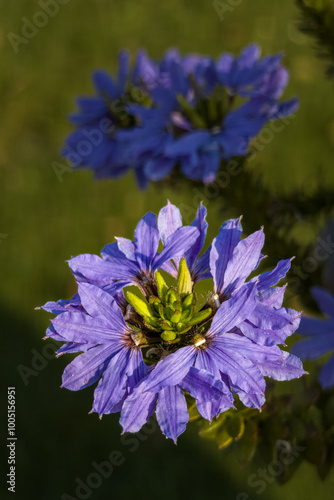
[223,228,265,294]
[92,70,119,100]
[39,295,81,314]
[120,389,158,433]
[61,344,120,391]
[52,311,122,344]
[91,348,131,415]
[185,203,208,271]
[68,254,136,283]
[115,237,137,261]
[157,200,183,245]
[57,341,95,355]
[210,218,242,294]
[197,395,234,421]
[255,351,306,381]
[253,259,292,292]
[238,314,299,347]
[78,282,128,331]
[156,385,189,443]
[134,212,160,272]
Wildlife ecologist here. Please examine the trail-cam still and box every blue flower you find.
[291,286,334,389]
[62,46,298,187]
[40,202,305,442]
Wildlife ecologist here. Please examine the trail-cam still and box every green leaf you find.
[188,307,212,326]
[125,291,152,318]
[155,271,168,304]
[177,258,193,298]
[171,310,182,323]
[166,288,181,307]
[161,331,177,341]
[182,293,196,308]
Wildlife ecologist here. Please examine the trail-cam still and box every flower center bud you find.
[124,258,212,344]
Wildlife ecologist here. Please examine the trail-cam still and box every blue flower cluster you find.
[63,45,298,188]
[40,202,305,442]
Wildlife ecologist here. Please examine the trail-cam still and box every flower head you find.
[62,45,298,187]
[291,286,334,389]
[40,202,305,442]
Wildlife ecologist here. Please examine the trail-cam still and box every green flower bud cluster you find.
[125,258,212,343]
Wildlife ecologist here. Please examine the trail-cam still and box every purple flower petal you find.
[255,351,306,381]
[115,237,137,261]
[120,388,158,433]
[61,344,120,391]
[258,286,287,308]
[223,228,265,294]
[247,302,295,330]
[252,258,292,292]
[210,218,242,294]
[208,345,266,409]
[77,283,128,331]
[214,333,283,363]
[69,254,136,284]
[156,385,189,443]
[52,311,122,344]
[157,200,183,245]
[209,283,257,336]
[126,350,148,390]
[181,366,226,403]
[134,212,160,272]
[185,203,208,271]
[91,348,131,416]
[153,226,199,271]
[194,247,212,282]
[142,346,196,393]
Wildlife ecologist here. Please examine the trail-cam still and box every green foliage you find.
[297,0,334,76]
[193,379,334,483]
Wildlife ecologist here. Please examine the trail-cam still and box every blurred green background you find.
[1,0,334,499]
